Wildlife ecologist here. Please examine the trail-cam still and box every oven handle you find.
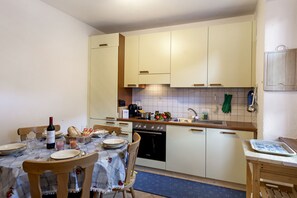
[134,130,163,135]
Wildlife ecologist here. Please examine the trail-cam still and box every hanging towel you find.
[222,94,232,113]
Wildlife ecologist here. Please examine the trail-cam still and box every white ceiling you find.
[40,0,258,33]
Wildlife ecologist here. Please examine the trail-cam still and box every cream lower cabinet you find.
[171,27,208,87]
[206,128,253,184]
[208,21,252,87]
[166,125,205,177]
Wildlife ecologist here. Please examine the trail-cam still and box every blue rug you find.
[134,171,245,198]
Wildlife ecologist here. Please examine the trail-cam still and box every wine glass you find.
[76,136,86,152]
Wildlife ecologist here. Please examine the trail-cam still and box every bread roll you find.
[67,126,81,137]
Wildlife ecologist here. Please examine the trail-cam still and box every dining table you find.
[0,135,128,198]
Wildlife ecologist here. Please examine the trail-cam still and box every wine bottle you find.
[46,117,55,149]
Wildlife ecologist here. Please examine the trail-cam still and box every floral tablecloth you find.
[0,136,128,198]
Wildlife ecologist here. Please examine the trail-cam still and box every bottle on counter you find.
[46,117,55,149]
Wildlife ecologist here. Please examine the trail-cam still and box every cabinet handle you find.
[106,117,116,120]
[119,132,129,136]
[209,83,223,86]
[278,83,285,86]
[220,131,236,135]
[99,44,108,47]
[127,84,137,87]
[139,71,149,74]
[119,122,129,126]
[193,84,205,87]
[190,129,204,132]
[106,121,115,125]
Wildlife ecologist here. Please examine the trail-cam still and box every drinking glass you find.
[76,136,86,152]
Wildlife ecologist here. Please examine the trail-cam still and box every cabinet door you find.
[206,128,253,184]
[139,32,171,74]
[89,47,118,119]
[208,21,252,87]
[124,36,139,87]
[171,27,208,87]
[166,125,205,177]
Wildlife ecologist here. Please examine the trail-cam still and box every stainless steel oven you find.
[133,122,166,162]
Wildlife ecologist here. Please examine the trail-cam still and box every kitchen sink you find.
[170,118,226,126]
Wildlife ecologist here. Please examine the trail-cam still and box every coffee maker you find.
[128,104,138,117]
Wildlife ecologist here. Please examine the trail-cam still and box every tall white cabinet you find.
[206,128,254,184]
[89,33,131,122]
[166,125,206,177]
[171,27,208,87]
[208,21,252,87]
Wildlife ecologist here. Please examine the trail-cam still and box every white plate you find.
[92,130,109,137]
[0,143,27,155]
[103,139,125,145]
[50,149,80,160]
[103,142,125,149]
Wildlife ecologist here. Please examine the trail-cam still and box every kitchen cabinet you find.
[264,48,297,91]
[139,32,171,74]
[138,32,171,84]
[171,27,208,87]
[206,128,253,184]
[166,125,205,177]
[89,33,131,120]
[89,119,132,142]
[124,35,139,88]
[208,21,252,87]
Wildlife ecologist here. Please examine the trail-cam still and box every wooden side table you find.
[242,140,297,198]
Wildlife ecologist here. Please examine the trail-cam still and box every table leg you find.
[246,161,252,198]
[252,162,261,198]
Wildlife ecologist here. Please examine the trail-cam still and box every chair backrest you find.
[23,152,98,198]
[125,132,141,184]
[93,124,122,136]
[17,125,61,141]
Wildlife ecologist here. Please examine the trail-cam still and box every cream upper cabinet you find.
[124,36,139,87]
[208,21,252,87]
[139,32,171,74]
[206,128,254,184]
[166,125,205,177]
[89,34,119,120]
[171,27,208,87]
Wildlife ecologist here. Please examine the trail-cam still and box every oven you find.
[133,122,166,162]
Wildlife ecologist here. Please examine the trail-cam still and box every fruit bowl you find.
[155,112,171,121]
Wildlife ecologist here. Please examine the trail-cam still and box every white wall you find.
[0,0,101,144]
[257,0,297,140]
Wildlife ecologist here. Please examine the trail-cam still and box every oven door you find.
[133,130,166,162]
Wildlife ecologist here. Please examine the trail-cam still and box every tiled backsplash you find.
[132,85,257,123]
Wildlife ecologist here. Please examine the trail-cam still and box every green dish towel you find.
[222,94,232,113]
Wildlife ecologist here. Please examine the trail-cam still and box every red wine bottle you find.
[46,117,55,149]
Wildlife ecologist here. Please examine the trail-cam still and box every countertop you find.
[117,118,257,134]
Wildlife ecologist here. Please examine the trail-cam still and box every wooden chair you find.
[23,152,98,198]
[113,132,141,198]
[93,124,124,136]
[17,125,61,141]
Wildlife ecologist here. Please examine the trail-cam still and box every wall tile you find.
[132,85,257,123]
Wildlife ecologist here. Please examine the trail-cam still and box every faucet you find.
[187,108,199,122]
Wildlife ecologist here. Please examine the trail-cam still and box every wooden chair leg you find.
[122,190,127,198]
[130,187,136,198]
[93,192,98,198]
